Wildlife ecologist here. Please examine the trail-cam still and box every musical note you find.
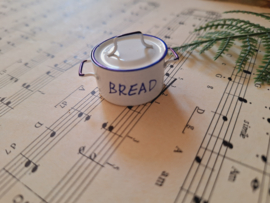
[108,125,114,132]
[20,35,29,40]
[0,69,6,75]
[261,155,267,163]
[50,131,56,137]
[47,54,54,58]
[9,76,18,82]
[71,108,90,119]
[89,153,97,160]
[46,127,56,137]
[41,50,55,58]
[46,71,54,78]
[195,156,201,163]
[78,147,103,167]
[243,70,251,74]
[7,41,15,46]
[85,115,91,121]
[222,140,233,149]
[193,196,201,203]
[24,62,31,68]
[78,146,85,154]
[32,164,39,173]
[102,122,108,129]
[251,178,259,191]
[21,153,39,173]
[238,97,247,103]
[22,83,31,89]
[78,112,83,117]
[25,160,31,167]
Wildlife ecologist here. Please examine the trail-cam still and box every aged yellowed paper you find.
[0,0,269,202]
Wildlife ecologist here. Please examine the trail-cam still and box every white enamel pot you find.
[78,31,179,106]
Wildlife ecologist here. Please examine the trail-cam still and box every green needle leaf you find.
[171,10,270,85]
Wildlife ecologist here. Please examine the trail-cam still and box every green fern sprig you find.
[172,10,270,85]
[195,19,268,33]
[199,39,217,54]
[214,37,234,60]
[174,32,268,53]
[236,36,257,72]
[198,31,234,40]
[224,10,270,21]
[255,32,270,84]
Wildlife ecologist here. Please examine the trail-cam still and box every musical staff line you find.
[2,168,48,203]
[0,2,161,201]
[41,10,218,203]
[54,85,84,108]
[0,88,103,199]
[174,39,260,203]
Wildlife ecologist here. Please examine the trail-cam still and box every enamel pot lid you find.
[91,31,168,72]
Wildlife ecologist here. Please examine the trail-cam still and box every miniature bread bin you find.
[79,31,179,106]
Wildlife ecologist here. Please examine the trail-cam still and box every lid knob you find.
[107,31,153,57]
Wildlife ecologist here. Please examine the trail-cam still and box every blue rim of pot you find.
[91,34,168,72]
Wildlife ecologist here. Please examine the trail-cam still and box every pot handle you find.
[107,31,153,57]
[78,60,95,77]
[164,48,179,67]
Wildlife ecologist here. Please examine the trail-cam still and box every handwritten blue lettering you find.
[149,79,157,91]
[109,82,117,94]
[109,79,157,96]
[128,84,138,96]
[138,83,147,95]
[119,84,127,95]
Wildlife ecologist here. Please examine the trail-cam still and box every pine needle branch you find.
[195,18,269,33]
[224,10,270,21]
[173,32,268,52]
[255,32,270,84]
[214,37,234,60]
[236,36,257,72]
[171,10,270,85]
[200,39,216,54]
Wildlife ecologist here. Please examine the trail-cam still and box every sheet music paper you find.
[0,0,270,202]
